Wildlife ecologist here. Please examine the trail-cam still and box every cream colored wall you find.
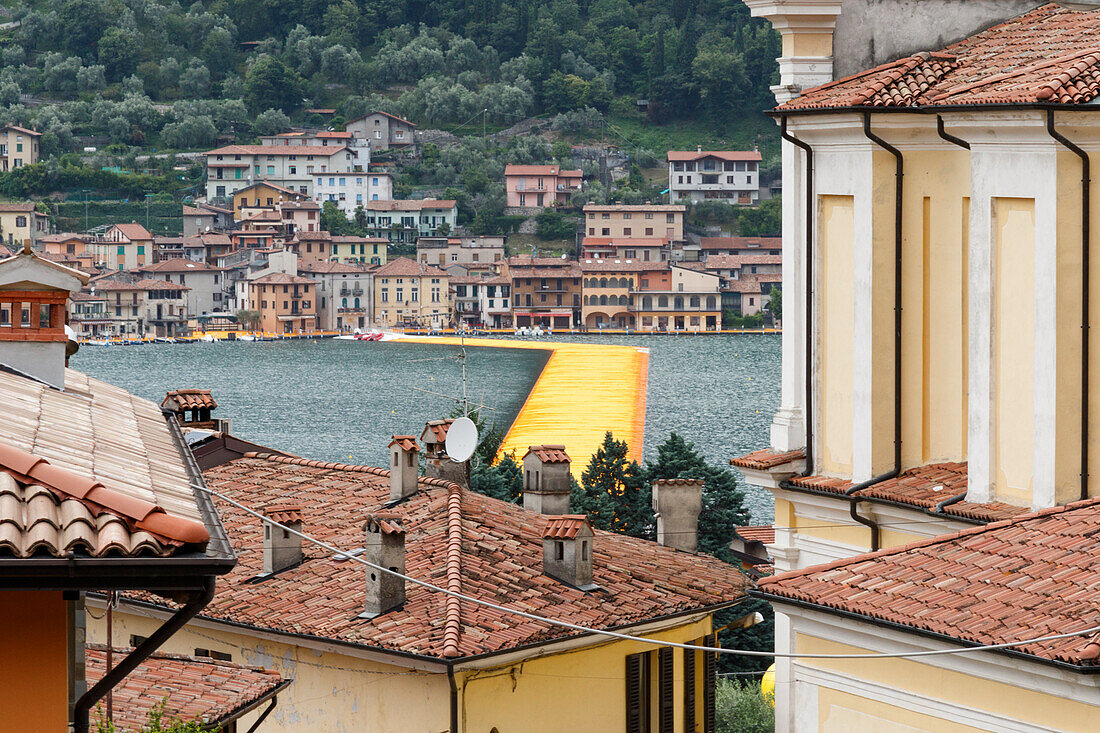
[900,151,970,466]
[457,616,713,733]
[795,633,1100,733]
[992,197,1036,505]
[820,195,854,474]
[869,151,897,476]
[88,608,451,732]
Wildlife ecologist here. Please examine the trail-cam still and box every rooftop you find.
[704,254,783,269]
[250,272,314,285]
[755,497,1100,669]
[95,278,190,292]
[505,165,583,177]
[667,150,762,162]
[193,452,747,660]
[583,204,686,212]
[0,202,38,213]
[699,236,782,251]
[374,257,448,278]
[162,389,217,412]
[205,144,346,156]
[525,445,570,464]
[782,4,1100,111]
[110,223,153,240]
[364,199,457,212]
[140,258,221,273]
[86,645,287,730]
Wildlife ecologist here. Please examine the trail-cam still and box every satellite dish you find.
[446,416,478,463]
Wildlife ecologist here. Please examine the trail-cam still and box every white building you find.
[139,258,226,317]
[667,149,762,205]
[204,144,363,201]
[313,171,394,217]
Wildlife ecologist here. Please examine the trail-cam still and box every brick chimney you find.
[388,436,419,501]
[420,420,467,486]
[542,515,595,588]
[522,445,571,515]
[261,503,303,575]
[361,513,406,618]
[0,249,88,389]
[652,479,704,552]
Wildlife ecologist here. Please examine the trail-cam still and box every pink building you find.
[504,165,583,208]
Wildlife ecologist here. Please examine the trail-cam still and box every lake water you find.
[73,333,781,521]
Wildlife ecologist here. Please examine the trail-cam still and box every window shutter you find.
[683,648,696,732]
[659,647,674,733]
[703,634,717,733]
[625,654,643,733]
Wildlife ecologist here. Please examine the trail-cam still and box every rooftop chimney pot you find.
[522,445,571,515]
[388,436,420,501]
[262,503,303,575]
[542,515,595,588]
[361,513,406,617]
[652,478,704,552]
[421,420,467,487]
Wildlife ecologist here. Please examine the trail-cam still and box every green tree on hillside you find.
[244,55,303,113]
[573,432,651,535]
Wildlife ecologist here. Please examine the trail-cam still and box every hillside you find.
[0,0,780,158]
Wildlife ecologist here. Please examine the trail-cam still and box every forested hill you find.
[0,0,779,154]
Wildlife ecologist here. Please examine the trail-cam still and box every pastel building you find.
[505,165,583,208]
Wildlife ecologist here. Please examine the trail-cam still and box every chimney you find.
[161,389,230,432]
[0,248,88,389]
[696,145,702,154]
[388,436,419,501]
[542,515,595,589]
[652,479,704,552]
[420,420,467,486]
[522,445,571,515]
[361,513,405,618]
[262,503,303,575]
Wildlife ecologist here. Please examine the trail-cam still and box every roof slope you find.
[86,645,287,730]
[0,369,207,528]
[198,453,747,660]
[375,257,448,278]
[756,497,1100,668]
[783,4,1100,111]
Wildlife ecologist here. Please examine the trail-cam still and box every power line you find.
[196,484,1100,662]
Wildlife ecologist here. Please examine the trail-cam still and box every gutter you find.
[74,577,217,733]
[750,589,1100,675]
[779,115,815,477]
[1046,110,1091,502]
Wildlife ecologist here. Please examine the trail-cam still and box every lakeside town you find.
[3,130,781,340]
[5,1,1100,733]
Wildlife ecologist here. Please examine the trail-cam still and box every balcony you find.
[338,307,366,314]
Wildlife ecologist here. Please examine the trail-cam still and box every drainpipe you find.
[936,115,970,150]
[779,115,815,476]
[842,112,906,552]
[73,578,216,733]
[927,489,968,521]
[448,664,459,733]
[1046,109,1091,502]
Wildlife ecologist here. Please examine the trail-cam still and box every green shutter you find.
[659,647,675,733]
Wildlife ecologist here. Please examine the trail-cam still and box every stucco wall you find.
[832,1,1040,78]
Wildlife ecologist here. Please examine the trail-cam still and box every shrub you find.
[716,679,775,733]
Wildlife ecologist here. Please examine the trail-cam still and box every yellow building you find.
[734,3,1100,731]
[230,181,309,220]
[373,256,450,328]
[0,124,40,170]
[89,446,750,732]
[583,204,686,242]
[0,202,49,249]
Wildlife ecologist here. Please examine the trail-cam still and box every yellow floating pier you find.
[394,336,649,476]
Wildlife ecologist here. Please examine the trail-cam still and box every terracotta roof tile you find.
[375,257,448,278]
[110,223,153,240]
[666,151,762,162]
[525,445,570,464]
[389,436,419,452]
[731,448,805,470]
[704,254,782,269]
[86,645,286,730]
[0,446,208,556]
[421,420,452,444]
[263,502,302,524]
[543,515,592,539]
[188,453,747,659]
[783,5,1100,111]
[735,525,774,544]
[787,462,1028,522]
[364,199,456,212]
[162,389,217,412]
[0,369,209,534]
[699,237,782,251]
[757,497,1100,667]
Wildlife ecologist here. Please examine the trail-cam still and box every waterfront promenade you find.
[395,335,649,475]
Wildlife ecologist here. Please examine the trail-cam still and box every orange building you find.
[249,271,317,333]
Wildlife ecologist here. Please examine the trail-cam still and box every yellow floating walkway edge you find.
[389,335,649,477]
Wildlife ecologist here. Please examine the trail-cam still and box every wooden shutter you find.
[658,647,674,733]
[703,634,717,733]
[626,654,643,733]
[683,648,696,732]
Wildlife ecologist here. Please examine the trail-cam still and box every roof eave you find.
[0,553,236,591]
[769,101,1100,118]
[751,590,1100,675]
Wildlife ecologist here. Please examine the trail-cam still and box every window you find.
[267,166,275,175]
[623,228,631,236]
[602,228,610,236]
[289,166,296,175]
[14,216,26,227]
[666,214,675,223]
